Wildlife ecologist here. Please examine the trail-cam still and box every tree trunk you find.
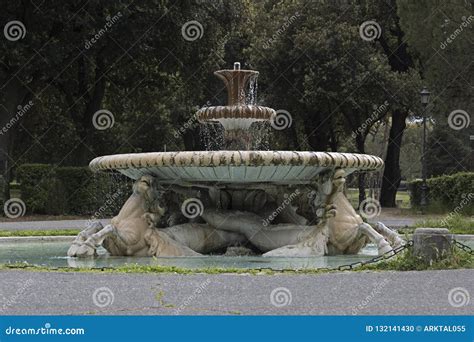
[380,109,408,207]
[0,113,11,200]
[74,57,107,165]
[305,112,329,151]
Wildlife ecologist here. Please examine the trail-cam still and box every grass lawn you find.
[414,215,474,235]
[346,189,411,208]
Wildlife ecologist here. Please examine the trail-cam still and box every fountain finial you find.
[195,62,275,137]
[213,62,258,106]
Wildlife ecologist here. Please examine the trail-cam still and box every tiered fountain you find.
[68,62,403,259]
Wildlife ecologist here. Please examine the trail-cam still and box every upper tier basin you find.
[89,151,383,185]
[196,105,275,130]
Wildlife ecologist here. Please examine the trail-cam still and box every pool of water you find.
[0,239,381,270]
[1,238,471,270]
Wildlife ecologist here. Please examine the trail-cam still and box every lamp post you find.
[420,87,430,211]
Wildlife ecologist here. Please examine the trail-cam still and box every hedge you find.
[409,172,474,214]
[16,164,131,216]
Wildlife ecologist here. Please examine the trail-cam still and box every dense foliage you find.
[16,164,131,215]
[1,0,472,208]
[409,172,474,214]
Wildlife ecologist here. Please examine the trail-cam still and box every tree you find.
[397,0,473,177]
[426,125,471,177]
[248,0,421,206]
[2,0,240,200]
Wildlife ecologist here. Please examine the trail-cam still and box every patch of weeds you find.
[153,288,174,308]
[155,290,165,305]
[228,310,242,315]
[359,247,473,271]
[0,262,326,275]
[0,229,80,237]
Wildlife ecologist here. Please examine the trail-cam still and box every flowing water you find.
[246,77,258,106]
[200,123,224,150]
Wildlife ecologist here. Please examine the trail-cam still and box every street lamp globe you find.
[420,87,430,105]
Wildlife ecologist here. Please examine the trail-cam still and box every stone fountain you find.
[68,62,403,258]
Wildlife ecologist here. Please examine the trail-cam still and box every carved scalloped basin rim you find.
[89,151,383,183]
[196,105,276,121]
[196,106,276,130]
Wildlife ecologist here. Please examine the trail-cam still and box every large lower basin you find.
[2,238,472,270]
[0,239,378,270]
[89,151,383,184]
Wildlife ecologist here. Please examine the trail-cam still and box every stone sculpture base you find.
[68,169,404,258]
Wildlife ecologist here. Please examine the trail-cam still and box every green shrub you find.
[55,167,98,215]
[409,172,474,214]
[16,164,131,216]
[16,164,55,214]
